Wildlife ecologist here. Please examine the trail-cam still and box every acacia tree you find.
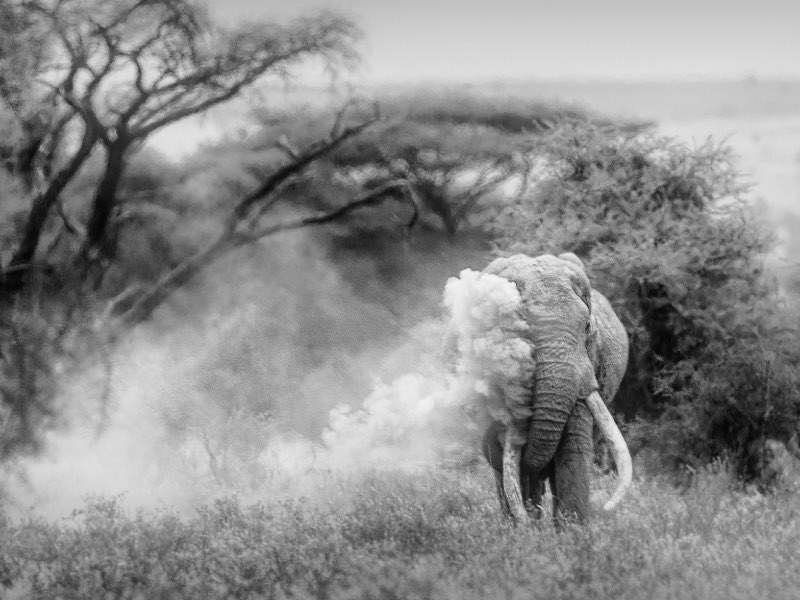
[0,0,360,289]
[331,119,527,236]
[113,101,423,328]
[0,0,395,457]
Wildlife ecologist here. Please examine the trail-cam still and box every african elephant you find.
[475,253,632,522]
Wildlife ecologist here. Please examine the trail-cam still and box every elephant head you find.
[479,253,632,521]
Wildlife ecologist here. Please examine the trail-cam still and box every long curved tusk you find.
[586,391,632,511]
[502,427,528,522]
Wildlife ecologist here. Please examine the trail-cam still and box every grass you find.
[2,464,799,599]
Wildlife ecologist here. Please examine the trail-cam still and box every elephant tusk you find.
[586,391,632,511]
[502,426,528,522]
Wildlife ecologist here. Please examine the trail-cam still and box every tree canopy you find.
[1,0,361,288]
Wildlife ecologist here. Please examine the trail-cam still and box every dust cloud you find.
[1,236,516,520]
[442,268,535,425]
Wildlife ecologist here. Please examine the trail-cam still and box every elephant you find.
[465,252,632,522]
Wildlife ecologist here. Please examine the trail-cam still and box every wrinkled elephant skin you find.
[479,253,632,523]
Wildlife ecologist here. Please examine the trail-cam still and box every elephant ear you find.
[558,253,592,316]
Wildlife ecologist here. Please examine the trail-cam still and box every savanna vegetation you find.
[1,0,800,597]
[3,467,800,599]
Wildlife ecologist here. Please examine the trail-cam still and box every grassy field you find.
[2,465,800,599]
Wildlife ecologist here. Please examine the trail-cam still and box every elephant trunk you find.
[523,358,580,472]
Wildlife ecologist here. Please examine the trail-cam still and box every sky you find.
[202,0,800,83]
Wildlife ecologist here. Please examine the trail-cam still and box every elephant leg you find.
[550,400,593,526]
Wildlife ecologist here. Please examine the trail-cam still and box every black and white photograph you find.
[1,0,799,597]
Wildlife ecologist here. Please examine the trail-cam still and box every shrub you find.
[3,470,800,599]
[494,121,800,475]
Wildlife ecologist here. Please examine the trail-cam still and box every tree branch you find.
[230,102,381,226]
[114,178,417,329]
[276,135,300,160]
[452,161,515,224]
[55,198,84,237]
[237,179,421,243]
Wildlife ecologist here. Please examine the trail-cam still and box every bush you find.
[3,469,800,599]
[494,121,800,475]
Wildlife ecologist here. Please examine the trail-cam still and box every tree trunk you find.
[83,140,128,257]
[2,125,97,291]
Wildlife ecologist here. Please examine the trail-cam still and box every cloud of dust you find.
[1,245,525,520]
[441,268,535,425]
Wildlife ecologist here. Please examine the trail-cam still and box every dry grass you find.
[2,464,799,599]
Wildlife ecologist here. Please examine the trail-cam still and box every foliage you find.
[0,1,375,458]
[0,0,363,287]
[494,122,800,473]
[322,92,637,238]
[0,250,117,457]
[373,87,649,134]
[2,468,800,599]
